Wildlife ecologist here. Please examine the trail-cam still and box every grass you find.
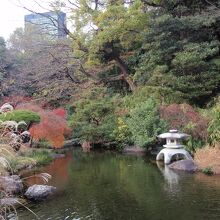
[202,167,214,175]
[1,147,53,173]
[194,145,220,175]
[38,140,51,149]
[27,150,53,166]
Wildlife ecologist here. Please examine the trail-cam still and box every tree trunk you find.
[114,56,136,91]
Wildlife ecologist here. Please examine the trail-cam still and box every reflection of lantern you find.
[156,129,192,164]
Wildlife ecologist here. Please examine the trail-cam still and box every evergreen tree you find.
[135,0,220,106]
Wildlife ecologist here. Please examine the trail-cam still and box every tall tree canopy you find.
[64,0,148,91]
[135,0,220,106]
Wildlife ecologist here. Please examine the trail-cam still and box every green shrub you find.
[124,86,184,107]
[38,139,51,149]
[127,98,167,148]
[113,117,132,150]
[208,102,220,145]
[69,86,117,144]
[202,167,214,175]
[0,110,40,125]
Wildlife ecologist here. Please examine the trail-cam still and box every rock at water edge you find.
[25,184,56,200]
[168,159,198,172]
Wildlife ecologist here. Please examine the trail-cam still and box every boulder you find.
[123,146,147,155]
[169,159,198,172]
[25,184,56,200]
[0,175,23,194]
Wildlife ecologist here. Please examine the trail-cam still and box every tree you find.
[45,0,148,91]
[69,85,117,145]
[0,37,9,98]
[13,0,148,94]
[5,26,82,105]
[135,0,220,106]
[127,98,167,148]
[0,37,7,73]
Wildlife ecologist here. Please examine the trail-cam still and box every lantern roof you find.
[158,129,190,139]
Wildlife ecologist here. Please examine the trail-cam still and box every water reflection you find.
[18,150,220,220]
[23,152,72,189]
[156,161,181,194]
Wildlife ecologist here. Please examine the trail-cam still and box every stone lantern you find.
[156,129,192,164]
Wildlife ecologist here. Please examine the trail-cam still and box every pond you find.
[17,149,220,220]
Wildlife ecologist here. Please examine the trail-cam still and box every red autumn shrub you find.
[160,104,209,140]
[16,103,70,148]
[52,108,67,118]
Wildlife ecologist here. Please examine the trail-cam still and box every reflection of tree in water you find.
[19,150,220,220]
[24,152,72,189]
[66,151,168,219]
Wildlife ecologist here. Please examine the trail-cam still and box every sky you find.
[0,0,52,40]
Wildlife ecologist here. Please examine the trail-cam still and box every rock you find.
[63,138,80,148]
[123,146,147,155]
[169,159,198,172]
[0,197,24,206]
[25,184,56,200]
[0,175,23,194]
[52,153,65,159]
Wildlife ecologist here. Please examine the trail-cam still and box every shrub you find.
[16,103,70,148]
[29,111,70,148]
[0,110,40,125]
[70,96,117,144]
[69,86,119,146]
[202,167,214,176]
[194,146,220,174]
[113,117,132,150]
[127,98,167,148]
[160,103,209,151]
[208,101,220,145]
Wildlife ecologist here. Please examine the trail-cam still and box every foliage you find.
[127,98,167,148]
[113,117,132,149]
[38,139,51,149]
[1,0,220,151]
[29,109,70,148]
[135,2,220,106]
[160,103,209,151]
[5,27,78,104]
[27,150,53,166]
[208,100,220,145]
[202,166,214,176]
[16,102,70,147]
[124,86,185,108]
[70,86,117,144]
[0,110,40,125]
[62,0,149,91]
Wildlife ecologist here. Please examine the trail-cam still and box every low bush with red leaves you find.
[160,104,209,141]
[16,102,70,148]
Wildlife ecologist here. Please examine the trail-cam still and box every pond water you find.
[17,149,220,220]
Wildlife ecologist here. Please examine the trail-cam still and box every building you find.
[24,11,67,39]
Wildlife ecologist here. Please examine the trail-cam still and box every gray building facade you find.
[24,11,67,39]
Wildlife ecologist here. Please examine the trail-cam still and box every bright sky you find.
[0,0,53,40]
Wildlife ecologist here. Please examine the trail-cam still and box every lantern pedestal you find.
[156,147,192,164]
